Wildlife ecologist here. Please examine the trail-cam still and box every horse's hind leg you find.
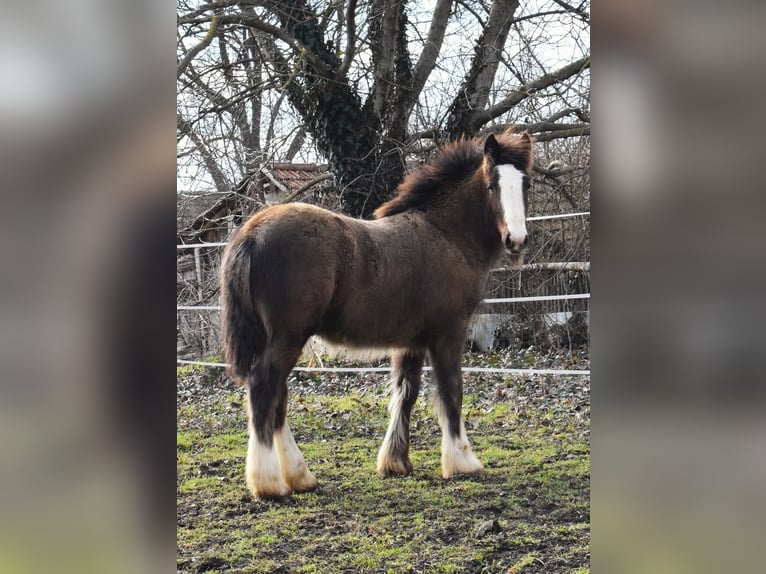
[246,359,290,499]
[430,337,484,478]
[272,380,317,493]
[246,339,315,499]
[377,350,424,476]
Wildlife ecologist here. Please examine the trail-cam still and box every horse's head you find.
[483,131,533,267]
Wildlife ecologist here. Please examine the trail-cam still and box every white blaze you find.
[496,164,527,244]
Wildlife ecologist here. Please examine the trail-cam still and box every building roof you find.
[266,163,326,192]
[177,163,332,245]
[177,193,230,229]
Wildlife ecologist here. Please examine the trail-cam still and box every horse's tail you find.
[220,235,266,383]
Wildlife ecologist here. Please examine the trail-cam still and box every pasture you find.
[177,348,589,573]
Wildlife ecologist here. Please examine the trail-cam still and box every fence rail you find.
[177,359,589,376]
[177,293,590,312]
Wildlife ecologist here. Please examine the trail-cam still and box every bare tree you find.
[177,0,590,217]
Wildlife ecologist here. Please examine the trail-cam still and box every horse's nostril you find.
[503,233,527,253]
[505,235,527,253]
[503,235,527,253]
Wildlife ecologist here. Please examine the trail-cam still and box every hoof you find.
[246,469,291,500]
[441,444,484,479]
[441,427,484,479]
[377,453,413,477]
[249,480,291,501]
[287,470,319,493]
[250,486,291,501]
[441,461,484,479]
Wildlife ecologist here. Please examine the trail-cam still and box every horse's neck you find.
[425,200,501,270]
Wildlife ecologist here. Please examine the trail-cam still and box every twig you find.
[280,173,334,203]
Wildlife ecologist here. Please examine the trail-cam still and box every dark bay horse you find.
[220,130,533,499]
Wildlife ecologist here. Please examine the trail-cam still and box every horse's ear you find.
[484,133,500,164]
[518,131,534,171]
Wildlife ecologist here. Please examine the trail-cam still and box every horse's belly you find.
[317,305,424,349]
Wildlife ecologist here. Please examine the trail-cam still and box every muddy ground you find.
[177,347,590,573]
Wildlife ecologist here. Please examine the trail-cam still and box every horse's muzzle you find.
[503,233,527,268]
[503,233,527,255]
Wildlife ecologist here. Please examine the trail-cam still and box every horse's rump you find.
[220,204,346,380]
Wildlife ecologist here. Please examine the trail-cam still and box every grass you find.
[177,368,589,573]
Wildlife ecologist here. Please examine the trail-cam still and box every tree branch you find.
[257,32,307,118]
[280,173,334,203]
[213,29,253,150]
[264,90,288,154]
[512,9,580,25]
[246,29,262,154]
[177,15,218,79]
[532,127,590,142]
[336,0,358,80]
[540,106,586,125]
[406,127,442,143]
[550,0,590,24]
[177,112,231,192]
[370,0,402,116]
[284,126,306,162]
[455,0,487,25]
[176,0,240,24]
[445,0,521,138]
[518,121,589,134]
[407,0,454,111]
[180,12,334,78]
[240,13,334,78]
[533,163,586,178]
[470,56,590,130]
[466,0,520,110]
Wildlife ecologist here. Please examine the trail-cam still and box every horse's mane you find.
[374,132,532,219]
[374,139,482,218]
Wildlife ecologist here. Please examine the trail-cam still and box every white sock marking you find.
[377,385,410,474]
[434,395,484,478]
[274,422,317,492]
[246,424,290,498]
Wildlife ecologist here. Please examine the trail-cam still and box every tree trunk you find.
[259,0,395,218]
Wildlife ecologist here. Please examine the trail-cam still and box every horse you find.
[220,129,533,499]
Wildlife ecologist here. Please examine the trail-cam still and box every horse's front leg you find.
[430,337,484,478]
[377,350,424,476]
